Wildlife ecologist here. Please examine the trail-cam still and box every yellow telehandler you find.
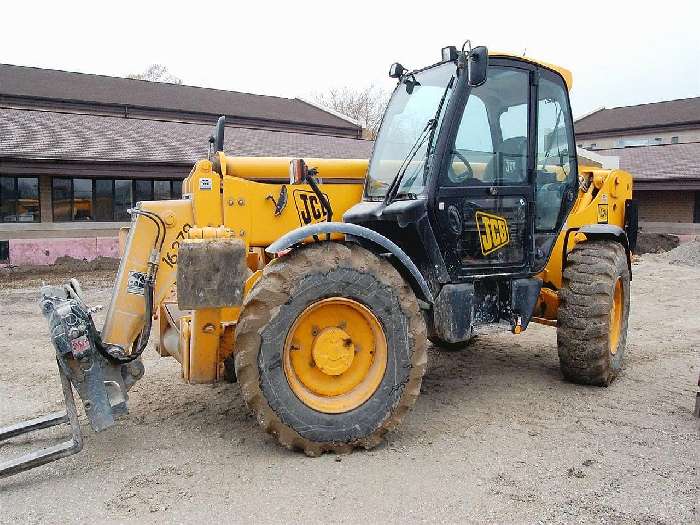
[0,44,637,477]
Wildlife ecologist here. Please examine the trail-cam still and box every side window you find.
[444,67,529,186]
[500,103,528,141]
[454,96,492,153]
[448,95,493,184]
[535,73,576,230]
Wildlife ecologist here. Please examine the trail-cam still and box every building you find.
[575,97,700,234]
[0,64,373,264]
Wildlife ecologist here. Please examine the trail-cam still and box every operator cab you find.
[344,45,579,340]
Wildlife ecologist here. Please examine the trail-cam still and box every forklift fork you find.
[0,362,83,479]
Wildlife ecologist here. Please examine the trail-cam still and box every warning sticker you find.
[597,204,609,224]
[127,271,147,295]
[70,334,91,357]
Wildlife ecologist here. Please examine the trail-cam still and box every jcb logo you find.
[293,189,329,226]
[476,211,510,255]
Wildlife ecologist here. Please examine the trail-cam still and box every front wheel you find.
[557,240,630,386]
[234,242,427,456]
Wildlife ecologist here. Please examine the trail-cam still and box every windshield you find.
[365,63,455,199]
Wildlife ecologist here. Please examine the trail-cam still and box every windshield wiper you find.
[382,119,435,205]
[383,76,455,206]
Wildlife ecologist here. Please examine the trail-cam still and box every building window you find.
[154,180,171,200]
[95,180,114,221]
[52,178,72,221]
[617,137,652,147]
[0,176,40,222]
[114,180,132,221]
[134,180,154,205]
[52,178,183,222]
[73,178,93,220]
[171,180,182,199]
[671,136,679,144]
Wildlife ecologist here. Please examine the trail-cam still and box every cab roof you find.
[488,51,573,91]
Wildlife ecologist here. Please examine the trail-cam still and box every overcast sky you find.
[2,1,698,118]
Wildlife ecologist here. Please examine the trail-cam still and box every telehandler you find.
[0,44,637,477]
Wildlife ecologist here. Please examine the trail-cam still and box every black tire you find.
[428,335,475,351]
[234,242,427,456]
[557,240,630,386]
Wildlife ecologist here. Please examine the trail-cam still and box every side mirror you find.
[389,62,406,79]
[289,158,309,185]
[468,46,488,87]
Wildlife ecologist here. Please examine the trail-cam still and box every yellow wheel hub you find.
[283,298,387,414]
[311,327,355,376]
[609,277,623,355]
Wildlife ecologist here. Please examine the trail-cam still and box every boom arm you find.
[101,198,194,350]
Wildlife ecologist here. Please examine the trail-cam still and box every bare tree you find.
[312,86,389,139]
[127,64,182,84]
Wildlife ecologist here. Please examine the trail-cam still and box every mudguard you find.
[266,222,434,304]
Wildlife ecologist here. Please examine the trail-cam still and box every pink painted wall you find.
[8,237,120,266]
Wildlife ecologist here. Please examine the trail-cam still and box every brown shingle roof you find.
[575,97,700,136]
[0,108,373,163]
[0,64,359,133]
[596,142,700,182]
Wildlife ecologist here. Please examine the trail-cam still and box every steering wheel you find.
[448,150,474,183]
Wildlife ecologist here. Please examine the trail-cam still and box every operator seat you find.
[483,136,528,184]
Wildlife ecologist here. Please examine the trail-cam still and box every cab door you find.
[531,69,579,271]
[433,62,535,279]
[432,60,578,280]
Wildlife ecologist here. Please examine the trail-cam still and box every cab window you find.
[535,72,576,231]
[445,67,530,186]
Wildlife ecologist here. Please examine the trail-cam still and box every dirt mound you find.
[635,232,680,254]
[52,255,119,271]
[655,240,700,266]
[0,256,119,279]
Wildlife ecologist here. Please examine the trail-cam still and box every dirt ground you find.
[0,255,698,524]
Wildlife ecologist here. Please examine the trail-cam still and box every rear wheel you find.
[234,242,427,455]
[557,240,630,386]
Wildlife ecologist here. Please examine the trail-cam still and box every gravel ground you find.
[0,256,698,524]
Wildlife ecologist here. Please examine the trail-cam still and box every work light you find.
[441,46,458,62]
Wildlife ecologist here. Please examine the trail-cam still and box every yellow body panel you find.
[217,154,368,182]
[188,308,221,384]
[538,168,633,292]
[221,176,364,247]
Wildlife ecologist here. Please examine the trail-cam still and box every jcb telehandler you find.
[0,44,637,477]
